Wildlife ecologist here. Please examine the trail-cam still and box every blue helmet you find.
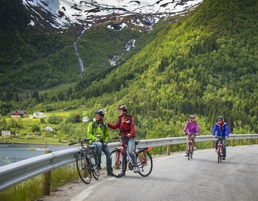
[95,109,104,117]
[218,116,223,120]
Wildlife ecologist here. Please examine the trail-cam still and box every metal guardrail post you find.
[248,139,251,145]
[43,150,52,195]
[166,136,171,155]
[231,139,234,147]
[240,139,243,146]
[166,145,171,155]
[257,139,258,144]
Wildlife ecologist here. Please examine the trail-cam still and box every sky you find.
[22,0,203,29]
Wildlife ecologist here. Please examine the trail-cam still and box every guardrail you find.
[0,134,258,193]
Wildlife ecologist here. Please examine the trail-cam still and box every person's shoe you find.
[107,172,112,176]
[222,157,226,160]
[118,170,125,177]
[134,166,140,173]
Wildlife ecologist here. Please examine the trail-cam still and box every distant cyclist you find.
[212,116,230,160]
[183,115,199,157]
[106,105,140,176]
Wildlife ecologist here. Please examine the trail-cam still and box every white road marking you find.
[70,176,117,201]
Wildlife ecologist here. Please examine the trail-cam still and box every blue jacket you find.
[212,122,230,137]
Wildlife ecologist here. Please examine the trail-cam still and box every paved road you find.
[35,145,258,201]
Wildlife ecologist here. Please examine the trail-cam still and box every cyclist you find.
[183,115,199,157]
[106,105,140,176]
[87,109,112,176]
[212,116,230,160]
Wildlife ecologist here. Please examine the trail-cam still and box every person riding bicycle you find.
[183,115,199,157]
[87,109,112,176]
[106,105,140,176]
[212,116,230,160]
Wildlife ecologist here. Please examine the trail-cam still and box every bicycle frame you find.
[188,135,193,147]
[110,136,153,177]
[217,138,223,154]
[69,138,99,184]
[187,135,194,160]
[216,137,223,163]
[115,137,146,169]
[116,138,135,167]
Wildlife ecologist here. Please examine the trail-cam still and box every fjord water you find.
[0,144,71,166]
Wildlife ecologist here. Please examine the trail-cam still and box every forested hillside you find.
[0,0,147,96]
[71,0,258,139]
[1,0,258,144]
[0,0,181,115]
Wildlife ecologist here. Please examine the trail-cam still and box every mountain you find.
[0,0,202,90]
[72,0,258,138]
[1,0,258,140]
[22,0,203,29]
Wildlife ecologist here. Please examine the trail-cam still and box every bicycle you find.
[215,136,223,163]
[69,138,100,184]
[186,134,194,160]
[108,136,153,178]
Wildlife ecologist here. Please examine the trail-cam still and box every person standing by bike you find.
[106,105,140,176]
[87,109,112,176]
[212,116,230,160]
[183,115,199,157]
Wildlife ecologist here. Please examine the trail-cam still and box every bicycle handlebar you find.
[68,142,77,146]
[214,136,223,138]
[69,138,92,146]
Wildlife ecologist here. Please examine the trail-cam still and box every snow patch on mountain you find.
[23,0,203,29]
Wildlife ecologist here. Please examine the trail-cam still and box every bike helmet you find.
[118,105,127,112]
[218,116,223,120]
[189,115,195,119]
[95,109,104,117]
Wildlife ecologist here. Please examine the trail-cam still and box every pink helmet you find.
[118,105,127,112]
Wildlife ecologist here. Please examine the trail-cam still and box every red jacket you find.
[107,115,135,138]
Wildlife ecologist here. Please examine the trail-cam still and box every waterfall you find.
[74,28,88,74]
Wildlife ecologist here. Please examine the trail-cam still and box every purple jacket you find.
[183,120,199,135]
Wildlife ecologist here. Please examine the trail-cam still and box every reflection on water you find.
[0,144,72,166]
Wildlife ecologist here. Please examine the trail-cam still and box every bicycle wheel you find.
[90,153,99,180]
[217,148,222,163]
[191,146,193,159]
[188,145,191,160]
[109,149,127,177]
[137,150,153,177]
[220,148,223,162]
[76,153,92,184]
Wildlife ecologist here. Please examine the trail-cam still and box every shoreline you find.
[0,142,67,146]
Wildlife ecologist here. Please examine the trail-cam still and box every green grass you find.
[1,107,92,145]
[0,164,79,201]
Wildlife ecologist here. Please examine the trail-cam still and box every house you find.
[11,110,27,118]
[33,112,45,118]
[82,116,90,123]
[43,126,54,132]
[1,131,11,138]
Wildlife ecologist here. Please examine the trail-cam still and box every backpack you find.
[92,121,107,135]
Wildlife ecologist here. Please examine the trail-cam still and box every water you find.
[0,144,72,166]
